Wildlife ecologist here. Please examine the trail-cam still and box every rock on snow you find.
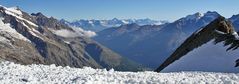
[0,61,238,84]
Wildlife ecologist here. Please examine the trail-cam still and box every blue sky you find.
[1,0,239,21]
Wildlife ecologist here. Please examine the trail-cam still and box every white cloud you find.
[51,27,96,38]
[72,27,97,37]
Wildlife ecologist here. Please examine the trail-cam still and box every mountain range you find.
[0,6,144,71]
[1,5,239,72]
[60,18,168,32]
[94,11,239,68]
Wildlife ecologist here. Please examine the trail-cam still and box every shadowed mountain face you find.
[229,14,239,31]
[156,16,239,72]
[94,11,220,68]
[0,6,144,71]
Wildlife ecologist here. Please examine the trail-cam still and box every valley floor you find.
[0,61,238,84]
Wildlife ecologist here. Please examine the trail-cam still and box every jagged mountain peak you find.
[204,11,220,15]
[31,12,45,17]
[0,6,23,16]
[8,6,21,11]
[0,6,21,12]
[180,11,219,21]
[111,18,120,21]
[59,18,68,22]
[231,14,239,18]
[203,11,220,19]
[229,14,239,22]
[62,18,167,32]
[169,11,220,33]
[229,14,239,31]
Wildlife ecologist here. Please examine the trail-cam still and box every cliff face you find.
[0,6,143,71]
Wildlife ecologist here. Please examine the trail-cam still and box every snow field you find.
[0,61,238,84]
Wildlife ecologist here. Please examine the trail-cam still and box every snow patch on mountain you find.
[18,19,43,40]
[5,7,22,16]
[0,18,30,42]
[185,12,203,20]
[183,11,219,22]
[0,6,43,40]
[0,61,238,84]
[232,31,239,40]
[4,7,38,27]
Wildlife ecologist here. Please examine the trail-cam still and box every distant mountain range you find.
[60,18,168,32]
[94,11,239,68]
[0,6,145,71]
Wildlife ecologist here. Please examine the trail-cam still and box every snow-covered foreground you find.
[0,62,238,84]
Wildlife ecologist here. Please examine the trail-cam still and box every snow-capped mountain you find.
[157,16,239,72]
[170,11,220,34]
[94,11,220,68]
[60,18,168,32]
[0,5,144,71]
